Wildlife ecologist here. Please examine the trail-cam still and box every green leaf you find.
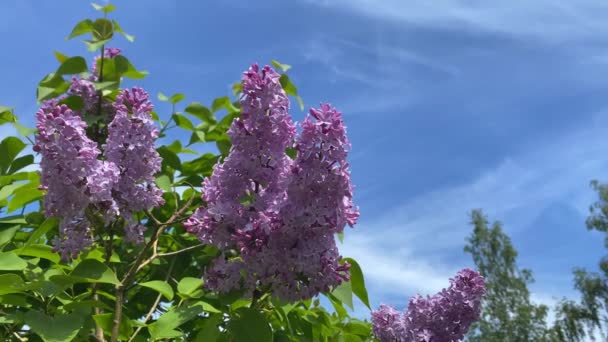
[94,81,119,91]
[92,313,132,340]
[81,247,120,264]
[53,51,69,63]
[0,225,18,247]
[139,280,174,300]
[0,274,24,295]
[155,175,172,192]
[99,57,120,81]
[184,102,215,122]
[211,96,238,113]
[218,111,239,128]
[148,302,207,341]
[56,56,88,75]
[331,281,354,310]
[344,257,370,309]
[67,19,93,40]
[37,73,70,102]
[326,292,348,318]
[17,244,60,263]
[112,20,135,42]
[166,140,182,154]
[13,122,36,137]
[232,82,242,96]
[173,114,195,131]
[170,93,186,104]
[7,185,42,213]
[113,55,147,79]
[0,108,15,126]
[337,231,344,243]
[279,74,298,96]
[25,217,59,248]
[285,147,297,160]
[177,277,203,296]
[157,146,182,171]
[157,92,169,102]
[70,259,120,285]
[188,131,206,145]
[0,136,26,174]
[180,154,218,177]
[8,154,33,174]
[216,139,231,156]
[0,215,26,224]
[25,211,45,225]
[271,60,292,72]
[91,2,116,13]
[84,38,112,52]
[0,252,28,270]
[92,18,114,41]
[24,311,84,342]
[58,95,85,111]
[296,95,305,111]
[228,308,273,342]
[0,183,25,201]
[195,315,222,341]
[0,294,29,307]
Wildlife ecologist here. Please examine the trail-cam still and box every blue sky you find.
[2,0,608,322]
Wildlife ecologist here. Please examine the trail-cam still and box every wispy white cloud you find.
[341,110,608,304]
[303,0,608,42]
[299,36,457,115]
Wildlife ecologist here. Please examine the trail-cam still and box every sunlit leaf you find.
[139,280,174,300]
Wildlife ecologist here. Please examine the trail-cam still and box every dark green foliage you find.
[464,210,554,341]
[549,179,608,340]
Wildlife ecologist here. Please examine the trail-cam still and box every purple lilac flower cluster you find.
[103,88,164,243]
[34,49,163,260]
[371,268,486,342]
[184,64,359,301]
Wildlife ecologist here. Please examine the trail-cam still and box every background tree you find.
[464,210,555,341]
[547,179,608,341]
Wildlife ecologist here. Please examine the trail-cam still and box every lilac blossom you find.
[184,64,297,294]
[35,103,103,218]
[35,51,165,258]
[185,64,358,302]
[34,102,118,260]
[184,64,295,247]
[371,268,486,342]
[185,64,295,250]
[52,217,94,262]
[372,304,406,342]
[103,87,164,241]
[257,104,358,301]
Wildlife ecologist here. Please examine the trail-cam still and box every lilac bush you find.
[372,268,486,342]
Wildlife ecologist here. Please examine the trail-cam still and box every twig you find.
[144,210,162,226]
[12,331,26,342]
[110,195,195,342]
[92,283,105,342]
[127,258,176,342]
[156,243,205,258]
